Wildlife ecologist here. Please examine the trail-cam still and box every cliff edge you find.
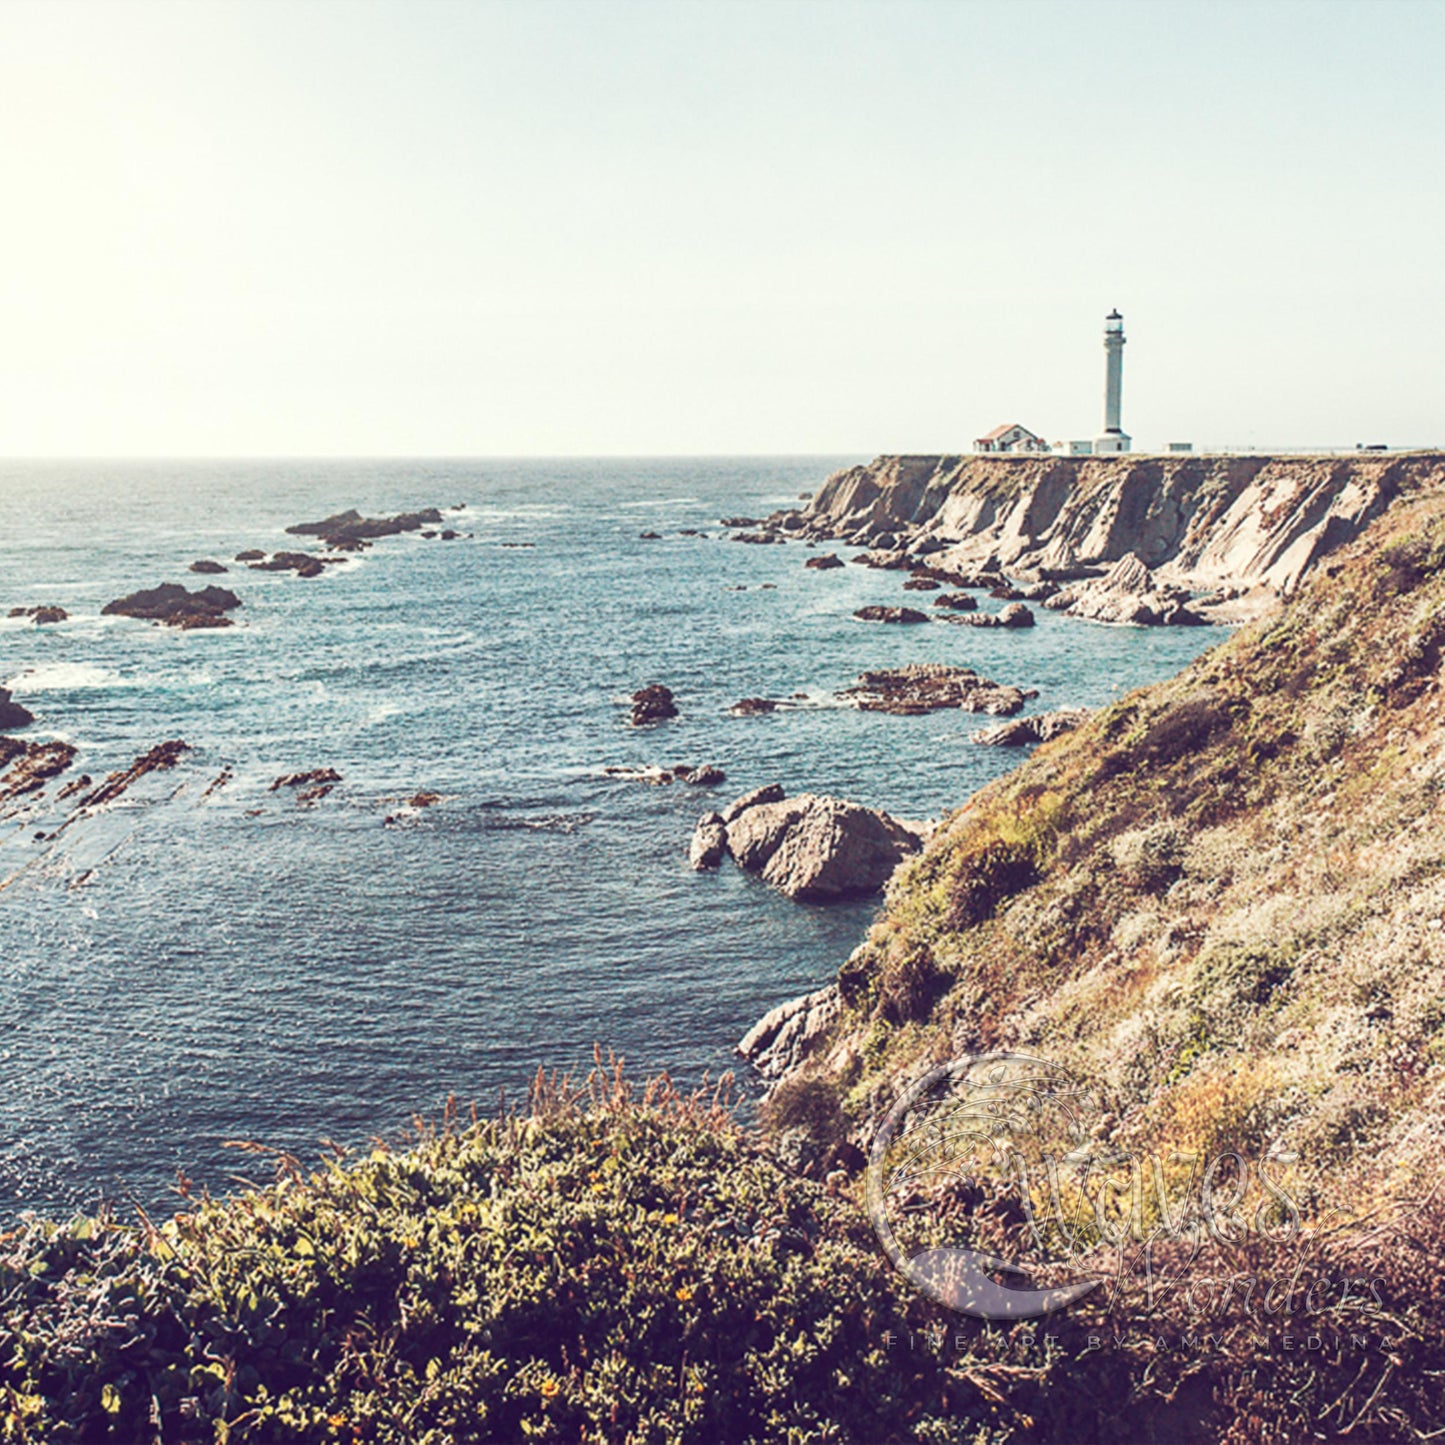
[799,451,1445,610]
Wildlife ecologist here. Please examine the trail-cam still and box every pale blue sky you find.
[0,0,1441,455]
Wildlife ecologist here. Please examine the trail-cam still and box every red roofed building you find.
[974,422,1049,454]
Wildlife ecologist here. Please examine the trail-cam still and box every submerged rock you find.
[189,560,228,574]
[8,606,68,624]
[841,664,1035,717]
[804,553,845,570]
[74,741,188,810]
[270,767,342,798]
[730,697,779,716]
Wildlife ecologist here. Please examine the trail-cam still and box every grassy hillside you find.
[815,485,1445,1209]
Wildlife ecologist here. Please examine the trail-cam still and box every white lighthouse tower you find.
[1095,309,1131,454]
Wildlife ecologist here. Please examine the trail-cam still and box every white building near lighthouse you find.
[1095,309,1131,454]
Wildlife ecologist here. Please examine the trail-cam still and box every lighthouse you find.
[1095,309,1131,454]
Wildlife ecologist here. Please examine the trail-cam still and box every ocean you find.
[0,457,1216,1217]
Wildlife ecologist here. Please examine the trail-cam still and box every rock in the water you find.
[287,507,444,549]
[999,603,1036,628]
[7,606,67,624]
[76,741,188,809]
[737,985,840,1079]
[689,812,729,870]
[270,767,343,800]
[688,763,726,787]
[249,551,327,579]
[971,707,1091,746]
[721,782,786,824]
[722,792,924,900]
[932,592,978,612]
[804,553,844,570]
[234,549,266,562]
[0,739,77,799]
[853,605,929,625]
[730,697,778,716]
[639,531,662,540]
[841,664,1035,717]
[902,577,940,591]
[189,559,228,574]
[720,516,760,528]
[630,683,678,726]
[102,584,242,627]
[0,688,35,731]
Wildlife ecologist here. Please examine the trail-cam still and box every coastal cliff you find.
[748,473,1445,1205]
[800,451,1445,603]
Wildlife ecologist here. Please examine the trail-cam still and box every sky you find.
[0,0,1441,456]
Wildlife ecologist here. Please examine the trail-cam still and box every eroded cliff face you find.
[805,452,1445,598]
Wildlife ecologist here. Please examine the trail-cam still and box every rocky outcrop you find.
[8,606,68,624]
[286,507,445,550]
[840,664,1036,717]
[102,584,242,628]
[737,985,840,1079]
[629,684,677,726]
[0,739,76,800]
[730,698,778,715]
[853,605,929,624]
[235,549,266,562]
[804,553,844,570]
[798,452,1442,617]
[189,560,228,574]
[249,551,328,579]
[971,707,1091,746]
[78,741,190,809]
[694,786,926,900]
[932,592,978,612]
[689,812,729,870]
[0,689,35,731]
[1063,552,1207,626]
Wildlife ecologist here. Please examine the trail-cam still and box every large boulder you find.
[689,813,729,870]
[737,985,841,1079]
[630,683,678,726]
[713,787,926,900]
[971,707,1091,746]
